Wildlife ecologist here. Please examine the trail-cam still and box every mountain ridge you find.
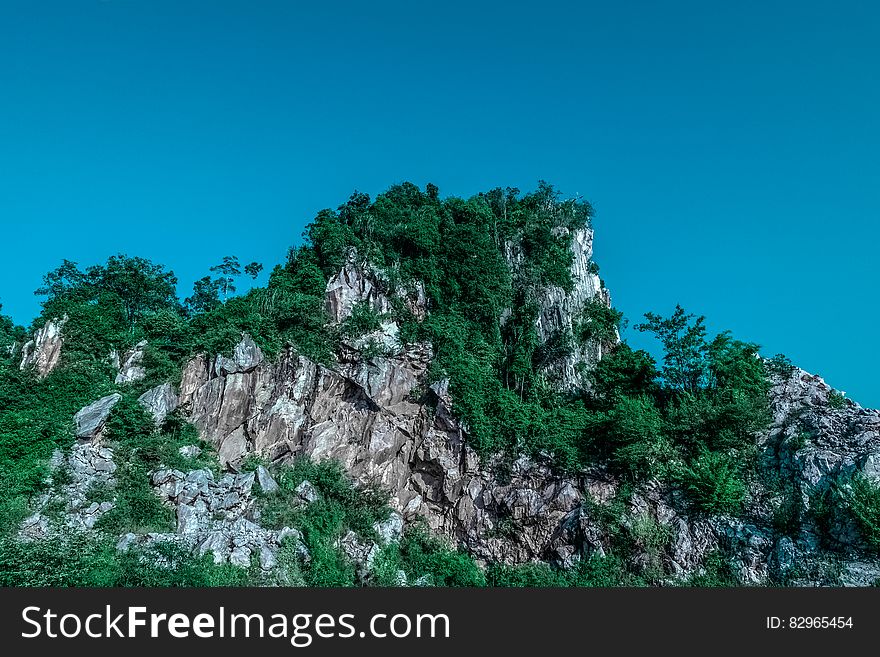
[2,182,879,587]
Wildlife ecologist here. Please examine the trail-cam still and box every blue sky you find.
[1,1,878,404]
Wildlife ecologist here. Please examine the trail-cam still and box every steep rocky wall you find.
[504,226,614,390]
[19,315,66,378]
[41,231,880,585]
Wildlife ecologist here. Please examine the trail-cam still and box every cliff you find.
[7,183,880,587]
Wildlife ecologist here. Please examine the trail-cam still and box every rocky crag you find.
[18,224,880,585]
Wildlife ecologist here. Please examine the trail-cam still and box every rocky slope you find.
[17,224,880,585]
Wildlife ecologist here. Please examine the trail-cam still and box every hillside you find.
[2,182,879,587]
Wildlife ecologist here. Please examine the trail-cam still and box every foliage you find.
[587,343,658,407]
[839,473,880,550]
[0,361,114,535]
[377,524,486,587]
[683,550,741,587]
[211,255,242,299]
[258,458,390,586]
[95,396,176,535]
[576,299,622,344]
[0,304,24,359]
[591,395,669,479]
[0,182,790,588]
[0,533,249,587]
[828,390,847,409]
[339,301,383,341]
[675,449,746,514]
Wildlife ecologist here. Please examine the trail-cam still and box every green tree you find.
[34,259,86,301]
[185,276,221,314]
[595,395,668,478]
[636,305,709,393]
[210,255,242,299]
[587,343,659,407]
[87,255,179,332]
[244,261,264,279]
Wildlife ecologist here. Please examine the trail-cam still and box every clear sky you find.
[1,1,878,404]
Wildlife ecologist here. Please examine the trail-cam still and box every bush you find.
[391,525,485,587]
[841,474,880,550]
[676,450,746,514]
[576,300,623,344]
[592,396,668,478]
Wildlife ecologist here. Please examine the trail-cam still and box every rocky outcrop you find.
[19,316,67,378]
[111,340,147,385]
[20,444,117,540]
[136,467,308,569]
[24,232,880,587]
[504,227,614,390]
[138,383,179,425]
[74,393,122,440]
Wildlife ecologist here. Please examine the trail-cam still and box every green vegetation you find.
[1,181,823,588]
[836,474,880,550]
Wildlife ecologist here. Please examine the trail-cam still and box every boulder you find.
[112,340,147,385]
[215,334,263,374]
[295,480,319,504]
[138,383,179,425]
[255,465,279,493]
[74,393,122,440]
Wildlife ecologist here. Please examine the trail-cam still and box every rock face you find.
[74,393,122,440]
[23,227,880,586]
[20,444,117,540]
[111,340,147,385]
[132,467,308,570]
[505,227,614,390]
[324,250,426,352]
[171,256,880,585]
[19,316,67,378]
[138,383,179,425]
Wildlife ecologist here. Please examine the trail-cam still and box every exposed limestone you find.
[144,467,308,568]
[19,316,67,378]
[19,444,117,540]
[21,230,880,587]
[255,465,279,493]
[138,383,179,425]
[324,250,426,353]
[111,340,147,385]
[74,393,122,440]
[504,227,614,390]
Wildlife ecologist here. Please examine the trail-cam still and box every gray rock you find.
[215,334,263,374]
[177,504,202,534]
[116,533,137,552]
[504,227,612,390]
[113,340,147,385]
[138,383,179,425]
[230,546,252,568]
[295,480,319,504]
[259,545,278,570]
[199,532,231,564]
[74,393,122,440]
[255,465,279,493]
[278,526,303,544]
[374,511,403,544]
[218,426,249,468]
[179,444,202,459]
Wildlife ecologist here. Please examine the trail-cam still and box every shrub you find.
[593,395,669,478]
[392,524,485,587]
[676,450,746,514]
[841,474,880,550]
[828,391,847,409]
[575,300,623,345]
